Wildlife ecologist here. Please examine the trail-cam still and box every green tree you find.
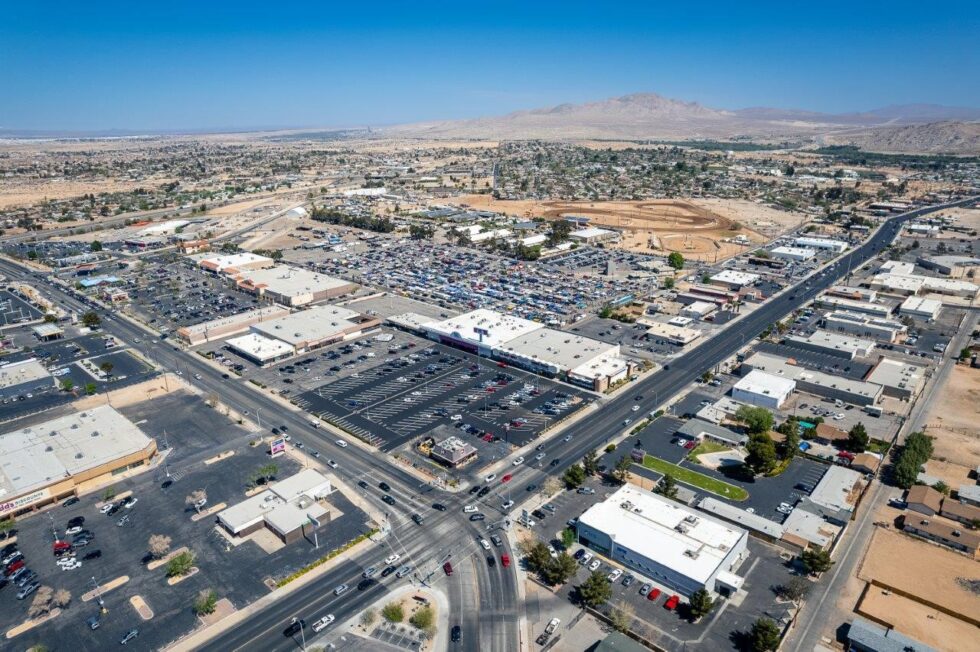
[547,220,572,246]
[360,608,377,628]
[689,588,714,619]
[656,473,679,500]
[60,378,74,392]
[166,551,196,577]
[736,405,774,435]
[84,382,97,395]
[582,449,600,476]
[847,423,869,453]
[800,548,833,575]
[100,361,114,377]
[933,480,950,496]
[779,576,811,604]
[750,617,782,652]
[745,433,778,475]
[409,605,435,634]
[959,347,972,361]
[612,456,633,484]
[541,553,579,586]
[0,517,15,538]
[526,542,553,574]
[578,571,612,608]
[667,252,685,270]
[783,427,800,460]
[250,463,279,486]
[560,527,576,549]
[80,311,101,328]
[90,240,103,252]
[563,464,586,489]
[193,589,218,615]
[663,276,675,290]
[43,313,58,323]
[382,602,404,623]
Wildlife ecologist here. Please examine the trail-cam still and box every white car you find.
[545,617,561,635]
[484,474,497,483]
[479,538,491,550]
[463,505,478,513]
[501,500,514,510]
[99,503,114,514]
[449,414,463,421]
[56,556,78,566]
[588,559,601,571]
[65,525,83,536]
[547,545,558,559]
[384,554,400,565]
[61,559,82,571]
[607,568,623,582]
[311,615,335,633]
[335,439,348,448]
[580,552,593,565]
[631,405,640,412]
[327,459,339,469]
[535,453,546,461]
[512,456,524,466]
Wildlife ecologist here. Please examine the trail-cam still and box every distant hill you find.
[384,92,980,154]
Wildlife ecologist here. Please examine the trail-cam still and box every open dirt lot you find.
[921,365,980,471]
[857,528,980,622]
[450,195,799,261]
[937,206,980,232]
[857,586,980,652]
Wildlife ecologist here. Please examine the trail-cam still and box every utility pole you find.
[91,576,107,614]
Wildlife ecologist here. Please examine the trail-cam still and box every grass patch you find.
[276,529,378,587]
[641,455,748,501]
[686,440,729,462]
[866,439,891,455]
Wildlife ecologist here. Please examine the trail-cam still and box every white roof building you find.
[740,351,883,406]
[681,301,717,320]
[709,270,760,289]
[816,296,892,318]
[226,333,295,365]
[866,357,925,400]
[899,296,942,320]
[217,469,332,543]
[793,237,848,253]
[233,265,357,306]
[785,331,876,360]
[0,358,53,391]
[771,246,816,261]
[197,252,275,274]
[807,465,863,517]
[822,311,906,343]
[422,309,544,353]
[577,484,748,596]
[251,304,376,352]
[732,370,796,409]
[569,227,618,243]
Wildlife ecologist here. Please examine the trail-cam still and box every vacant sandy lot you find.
[857,528,980,620]
[921,365,980,471]
[937,206,980,232]
[857,586,980,652]
[449,195,788,261]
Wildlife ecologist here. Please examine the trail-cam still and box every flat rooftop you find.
[742,352,883,401]
[867,357,925,391]
[570,227,616,239]
[226,332,295,361]
[710,270,760,286]
[235,265,355,296]
[578,484,745,584]
[900,296,942,314]
[733,369,796,397]
[179,305,290,337]
[252,304,364,347]
[786,330,876,355]
[498,328,618,372]
[197,252,274,272]
[423,308,544,349]
[0,405,154,499]
[0,358,52,391]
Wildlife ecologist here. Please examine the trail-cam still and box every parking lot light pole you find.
[91,576,107,613]
[291,616,307,651]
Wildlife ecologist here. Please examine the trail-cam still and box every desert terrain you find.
[450,194,804,261]
[921,365,980,475]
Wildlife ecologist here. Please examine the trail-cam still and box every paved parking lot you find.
[0,289,45,324]
[292,341,593,451]
[121,257,262,333]
[1,408,371,652]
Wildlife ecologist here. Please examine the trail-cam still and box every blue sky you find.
[1,1,978,131]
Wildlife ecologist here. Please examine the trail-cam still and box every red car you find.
[496,362,508,368]
[4,559,25,576]
[664,595,680,610]
[647,587,661,601]
[52,541,72,555]
[443,561,454,576]
[501,554,511,568]
[501,474,512,483]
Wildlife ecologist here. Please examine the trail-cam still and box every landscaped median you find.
[276,529,379,588]
[640,455,748,501]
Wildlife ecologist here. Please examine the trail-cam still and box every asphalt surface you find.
[0,196,972,652]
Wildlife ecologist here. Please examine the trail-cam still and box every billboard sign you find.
[270,437,287,457]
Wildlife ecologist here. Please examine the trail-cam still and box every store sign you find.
[270,438,287,457]
[0,488,50,514]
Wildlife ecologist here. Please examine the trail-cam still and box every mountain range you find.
[384,93,980,154]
